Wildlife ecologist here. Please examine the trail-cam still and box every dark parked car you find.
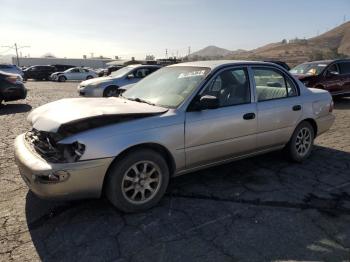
[265,60,290,71]
[23,65,57,81]
[106,65,124,76]
[51,64,75,72]
[0,64,24,78]
[290,59,350,96]
[0,71,27,104]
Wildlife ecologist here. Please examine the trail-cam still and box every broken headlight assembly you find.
[25,129,86,163]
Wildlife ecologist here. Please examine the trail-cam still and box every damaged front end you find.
[25,129,85,163]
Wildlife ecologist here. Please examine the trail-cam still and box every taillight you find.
[329,100,334,112]
[5,75,19,84]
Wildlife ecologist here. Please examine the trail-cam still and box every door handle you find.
[243,112,256,120]
[292,105,302,111]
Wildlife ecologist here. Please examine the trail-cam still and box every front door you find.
[322,63,343,94]
[251,67,303,149]
[338,61,350,94]
[185,67,257,169]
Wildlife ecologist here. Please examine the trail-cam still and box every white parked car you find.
[51,67,98,82]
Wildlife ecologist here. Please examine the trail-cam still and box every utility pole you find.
[1,43,29,66]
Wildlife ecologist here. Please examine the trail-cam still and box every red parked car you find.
[290,59,350,97]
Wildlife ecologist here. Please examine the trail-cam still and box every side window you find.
[71,68,80,73]
[339,62,350,74]
[201,68,250,107]
[327,63,340,74]
[253,68,297,101]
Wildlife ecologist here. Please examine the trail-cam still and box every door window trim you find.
[250,66,300,103]
[187,65,253,111]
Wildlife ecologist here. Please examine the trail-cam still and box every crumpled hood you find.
[81,76,113,86]
[28,97,168,133]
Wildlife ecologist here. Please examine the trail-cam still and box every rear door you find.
[185,67,257,169]
[338,61,350,94]
[251,66,302,149]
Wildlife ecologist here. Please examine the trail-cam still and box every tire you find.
[58,75,66,82]
[285,121,314,162]
[105,149,169,213]
[86,75,93,80]
[103,86,119,97]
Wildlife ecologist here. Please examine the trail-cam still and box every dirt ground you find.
[1,81,350,261]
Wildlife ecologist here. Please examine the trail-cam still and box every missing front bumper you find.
[14,134,114,199]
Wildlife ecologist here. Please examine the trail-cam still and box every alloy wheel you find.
[295,127,312,157]
[121,161,162,205]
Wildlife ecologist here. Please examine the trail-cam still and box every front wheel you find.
[103,86,119,97]
[86,75,93,80]
[58,75,66,82]
[105,149,169,213]
[286,121,314,162]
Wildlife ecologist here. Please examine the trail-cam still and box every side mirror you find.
[199,95,219,110]
[127,74,134,79]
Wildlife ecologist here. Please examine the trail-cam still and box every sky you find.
[0,0,349,60]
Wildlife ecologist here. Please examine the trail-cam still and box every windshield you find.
[290,63,328,75]
[122,66,210,108]
[110,66,134,78]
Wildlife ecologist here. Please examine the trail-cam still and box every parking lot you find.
[0,81,350,261]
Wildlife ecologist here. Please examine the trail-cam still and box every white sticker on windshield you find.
[317,64,327,67]
[178,70,206,78]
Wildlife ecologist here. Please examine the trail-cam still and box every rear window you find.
[339,62,350,74]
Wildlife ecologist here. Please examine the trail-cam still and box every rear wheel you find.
[103,86,119,97]
[286,121,314,162]
[58,75,66,82]
[86,75,93,80]
[105,149,169,213]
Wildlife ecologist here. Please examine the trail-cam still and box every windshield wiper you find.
[127,97,156,106]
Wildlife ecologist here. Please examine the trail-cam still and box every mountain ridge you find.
[189,21,350,65]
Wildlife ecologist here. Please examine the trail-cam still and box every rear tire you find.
[285,121,314,162]
[103,86,119,97]
[58,75,66,82]
[105,149,169,213]
[86,75,93,80]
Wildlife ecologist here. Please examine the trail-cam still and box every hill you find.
[189,21,350,66]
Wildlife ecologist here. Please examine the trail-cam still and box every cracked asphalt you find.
[1,81,350,262]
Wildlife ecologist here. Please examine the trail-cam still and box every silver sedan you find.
[77,64,161,97]
[14,60,335,212]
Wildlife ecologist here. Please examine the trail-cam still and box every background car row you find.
[289,59,350,97]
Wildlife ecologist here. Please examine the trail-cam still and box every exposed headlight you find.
[25,129,86,163]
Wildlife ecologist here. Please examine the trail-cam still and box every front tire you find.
[103,86,119,97]
[286,121,314,162]
[58,75,66,82]
[105,149,169,213]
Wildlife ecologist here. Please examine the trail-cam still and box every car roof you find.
[168,60,283,71]
[126,64,161,68]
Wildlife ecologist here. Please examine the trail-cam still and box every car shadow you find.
[334,97,350,109]
[0,103,32,115]
[25,145,350,261]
